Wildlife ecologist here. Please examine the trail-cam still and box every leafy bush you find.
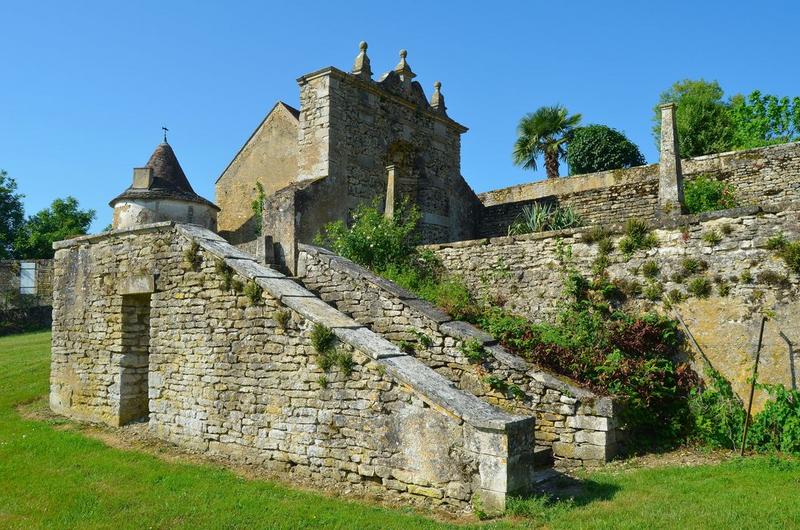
[317,200,480,320]
[508,202,582,235]
[566,124,646,175]
[315,199,421,272]
[478,287,697,446]
[684,176,738,214]
[688,366,746,449]
[748,384,800,454]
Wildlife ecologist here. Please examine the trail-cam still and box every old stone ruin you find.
[50,43,800,513]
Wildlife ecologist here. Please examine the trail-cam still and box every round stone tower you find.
[109,141,219,231]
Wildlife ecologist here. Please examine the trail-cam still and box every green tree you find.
[566,124,645,175]
[513,105,582,179]
[0,170,25,259]
[653,79,734,157]
[730,91,800,149]
[14,197,95,259]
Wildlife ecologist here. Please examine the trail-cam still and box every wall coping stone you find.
[53,221,176,249]
[421,204,794,251]
[478,141,800,208]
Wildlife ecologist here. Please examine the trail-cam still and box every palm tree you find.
[513,105,582,179]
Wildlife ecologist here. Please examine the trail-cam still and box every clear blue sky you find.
[2,0,798,231]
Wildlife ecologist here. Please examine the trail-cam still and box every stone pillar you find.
[658,103,687,216]
[384,165,396,220]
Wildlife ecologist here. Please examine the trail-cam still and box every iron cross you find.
[162,126,169,143]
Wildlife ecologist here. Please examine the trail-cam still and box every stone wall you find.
[216,102,300,244]
[0,259,53,310]
[478,142,800,238]
[50,222,535,512]
[428,206,800,411]
[297,244,620,468]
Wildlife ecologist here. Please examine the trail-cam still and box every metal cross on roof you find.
[162,126,169,143]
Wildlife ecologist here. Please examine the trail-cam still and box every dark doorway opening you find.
[118,293,151,425]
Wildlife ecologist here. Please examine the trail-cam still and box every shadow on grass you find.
[504,470,619,523]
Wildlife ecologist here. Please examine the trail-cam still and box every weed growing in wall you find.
[460,339,488,364]
[274,309,290,330]
[183,241,202,271]
[251,182,266,236]
[687,277,713,298]
[641,260,660,279]
[764,233,800,274]
[243,280,263,305]
[702,229,722,246]
[643,282,664,301]
[311,323,336,354]
[215,260,235,291]
[581,225,612,245]
[618,219,659,257]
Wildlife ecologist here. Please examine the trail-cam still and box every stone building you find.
[216,43,482,271]
[49,42,800,514]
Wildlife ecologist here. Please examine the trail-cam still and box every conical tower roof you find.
[110,142,219,210]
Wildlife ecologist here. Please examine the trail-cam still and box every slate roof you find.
[110,142,219,210]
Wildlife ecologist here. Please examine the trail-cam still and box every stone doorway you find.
[118,293,151,425]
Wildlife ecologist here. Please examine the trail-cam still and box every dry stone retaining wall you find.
[49,222,535,512]
[478,142,800,237]
[427,206,800,411]
[297,244,620,468]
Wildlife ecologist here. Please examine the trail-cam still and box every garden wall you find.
[427,206,800,411]
[0,259,53,309]
[50,222,535,512]
[298,244,621,468]
[478,141,800,237]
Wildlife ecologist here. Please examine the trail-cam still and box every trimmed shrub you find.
[684,175,738,214]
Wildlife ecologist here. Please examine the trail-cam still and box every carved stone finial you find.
[352,40,372,80]
[393,49,416,84]
[431,81,447,114]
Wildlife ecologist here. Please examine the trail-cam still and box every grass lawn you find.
[1,331,799,529]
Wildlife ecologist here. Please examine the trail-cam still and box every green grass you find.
[1,332,800,529]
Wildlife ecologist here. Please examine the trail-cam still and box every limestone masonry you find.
[49,42,800,514]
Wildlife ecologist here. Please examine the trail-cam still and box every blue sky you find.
[1,0,798,231]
